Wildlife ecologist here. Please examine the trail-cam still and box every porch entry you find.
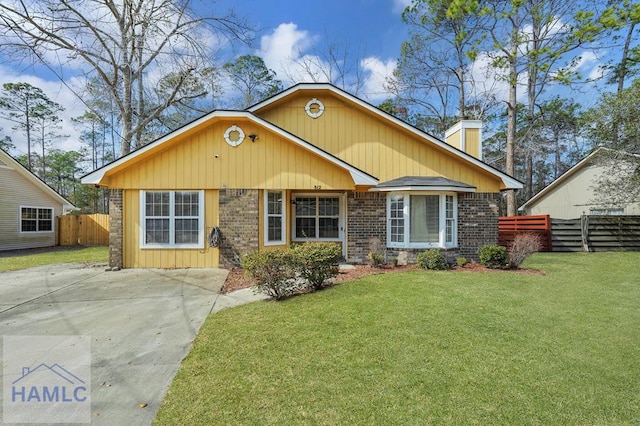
[291,192,347,256]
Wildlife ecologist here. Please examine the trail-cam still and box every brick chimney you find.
[445,120,483,160]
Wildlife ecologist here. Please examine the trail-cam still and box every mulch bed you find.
[220,263,544,293]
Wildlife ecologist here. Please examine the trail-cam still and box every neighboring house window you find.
[590,208,624,216]
[264,190,285,245]
[293,195,340,240]
[20,207,54,233]
[387,193,457,248]
[140,190,204,248]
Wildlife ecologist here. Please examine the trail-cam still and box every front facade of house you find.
[0,149,75,251]
[82,84,521,269]
[520,148,640,219]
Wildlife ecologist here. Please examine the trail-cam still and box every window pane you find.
[22,208,37,220]
[389,195,404,243]
[268,192,282,215]
[296,217,316,238]
[175,191,198,217]
[22,220,37,232]
[410,195,439,243]
[319,198,339,216]
[147,192,170,216]
[38,219,53,231]
[38,209,52,220]
[295,198,316,216]
[319,218,339,238]
[268,217,282,241]
[146,218,170,244]
[175,218,199,244]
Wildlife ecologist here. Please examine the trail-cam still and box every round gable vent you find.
[224,125,245,147]
[305,98,325,119]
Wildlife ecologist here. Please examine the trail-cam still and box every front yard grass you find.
[154,252,640,425]
[0,246,108,272]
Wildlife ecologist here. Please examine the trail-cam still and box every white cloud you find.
[259,23,325,83]
[360,57,397,102]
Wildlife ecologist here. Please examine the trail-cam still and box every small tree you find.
[508,233,542,269]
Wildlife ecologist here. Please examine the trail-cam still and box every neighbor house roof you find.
[249,83,523,191]
[0,148,75,209]
[371,176,476,192]
[519,147,640,212]
[81,110,378,187]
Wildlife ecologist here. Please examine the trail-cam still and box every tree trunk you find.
[505,50,518,216]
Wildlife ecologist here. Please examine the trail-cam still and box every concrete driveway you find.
[0,263,264,425]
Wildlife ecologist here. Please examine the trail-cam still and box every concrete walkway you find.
[0,263,266,425]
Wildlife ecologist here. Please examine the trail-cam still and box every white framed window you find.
[387,192,457,248]
[264,190,286,245]
[140,190,204,249]
[20,206,54,233]
[292,194,342,241]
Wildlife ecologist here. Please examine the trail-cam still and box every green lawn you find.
[0,246,108,272]
[154,252,640,425]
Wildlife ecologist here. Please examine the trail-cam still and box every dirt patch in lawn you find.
[221,262,544,293]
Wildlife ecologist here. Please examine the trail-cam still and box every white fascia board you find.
[370,186,476,193]
[250,84,521,190]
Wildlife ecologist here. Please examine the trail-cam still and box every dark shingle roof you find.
[374,176,475,190]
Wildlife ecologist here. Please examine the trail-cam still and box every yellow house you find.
[82,84,522,269]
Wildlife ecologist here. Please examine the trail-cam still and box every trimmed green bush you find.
[241,249,297,300]
[456,256,468,267]
[479,244,508,269]
[292,242,342,290]
[416,248,447,270]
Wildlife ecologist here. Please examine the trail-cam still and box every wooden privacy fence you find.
[58,214,109,246]
[551,215,640,252]
[498,214,552,252]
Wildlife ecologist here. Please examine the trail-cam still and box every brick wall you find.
[346,192,386,263]
[219,189,259,268]
[108,188,123,269]
[457,192,500,260]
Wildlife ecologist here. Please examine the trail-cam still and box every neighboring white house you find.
[520,148,640,219]
[0,149,76,251]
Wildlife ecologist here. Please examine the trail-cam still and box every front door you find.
[291,193,346,256]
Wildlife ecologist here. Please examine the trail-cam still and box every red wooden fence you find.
[498,214,552,252]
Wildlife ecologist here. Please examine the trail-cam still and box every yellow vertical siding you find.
[105,120,355,191]
[256,92,502,192]
[465,128,480,159]
[123,189,219,268]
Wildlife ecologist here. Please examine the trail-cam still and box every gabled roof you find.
[249,83,523,191]
[519,148,640,211]
[81,110,378,187]
[371,176,476,192]
[0,148,75,209]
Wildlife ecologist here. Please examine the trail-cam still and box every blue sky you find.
[0,0,412,155]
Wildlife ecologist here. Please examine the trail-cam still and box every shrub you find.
[416,248,447,270]
[508,233,542,269]
[479,244,508,269]
[456,257,468,267]
[367,251,385,267]
[292,242,342,290]
[241,249,297,300]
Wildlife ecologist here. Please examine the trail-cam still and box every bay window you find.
[141,190,204,248]
[387,193,457,248]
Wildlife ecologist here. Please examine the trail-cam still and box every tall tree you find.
[0,82,57,171]
[600,0,640,94]
[392,0,490,136]
[223,55,283,108]
[31,98,65,179]
[0,0,251,157]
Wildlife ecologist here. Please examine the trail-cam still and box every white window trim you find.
[140,190,205,249]
[386,192,457,249]
[292,193,344,243]
[19,206,55,234]
[264,190,286,246]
